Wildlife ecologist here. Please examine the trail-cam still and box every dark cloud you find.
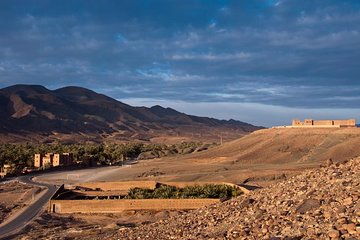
[0,0,360,112]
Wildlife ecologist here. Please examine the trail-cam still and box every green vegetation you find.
[125,184,242,199]
[0,142,213,170]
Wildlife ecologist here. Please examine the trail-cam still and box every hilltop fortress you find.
[292,119,356,128]
[274,118,356,128]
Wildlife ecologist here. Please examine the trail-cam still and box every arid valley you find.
[1,1,360,239]
[1,119,360,239]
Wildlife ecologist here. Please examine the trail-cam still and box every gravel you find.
[106,157,360,240]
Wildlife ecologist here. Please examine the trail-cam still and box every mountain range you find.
[0,85,260,143]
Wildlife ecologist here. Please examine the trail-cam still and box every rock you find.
[103,223,119,229]
[238,198,256,208]
[343,223,356,231]
[342,197,353,206]
[326,158,334,166]
[355,209,360,217]
[336,218,347,225]
[323,211,332,219]
[295,199,320,214]
[335,206,346,213]
[328,230,340,238]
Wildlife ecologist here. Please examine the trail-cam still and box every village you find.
[1,152,97,179]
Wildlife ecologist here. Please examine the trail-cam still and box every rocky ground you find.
[16,210,186,239]
[106,157,360,240]
[15,157,360,239]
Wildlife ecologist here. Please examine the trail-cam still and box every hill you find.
[88,127,360,184]
[0,85,260,143]
[186,127,360,165]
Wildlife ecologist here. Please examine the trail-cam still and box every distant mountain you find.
[0,84,261,143]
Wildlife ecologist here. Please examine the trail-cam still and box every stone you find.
[335,205,346,214]
[336,218,347,225]
[325,158,334,166]
[342,197,353,206]
[323,211,332,219]
[344,223,356,231]
[328,230,340,238]
[239,198,256,208]
[295,199,320,214]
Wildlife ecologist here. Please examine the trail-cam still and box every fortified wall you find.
[274,118,357,128]
[49,198,219,213]
[291,119,356,128]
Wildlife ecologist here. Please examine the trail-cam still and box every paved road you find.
[0,175,58,239]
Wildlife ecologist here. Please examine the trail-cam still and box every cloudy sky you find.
[1,0,360,126]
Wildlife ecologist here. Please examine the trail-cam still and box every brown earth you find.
[109,156,360,240]
[36,128,360,187]
[0,181,41,224]
[14,152,360,239]
[15,211,187,239]
[6,127,360,239]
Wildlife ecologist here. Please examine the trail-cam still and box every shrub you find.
[126,187,153,199]
[125,184,242,199]
[152,185,177,199]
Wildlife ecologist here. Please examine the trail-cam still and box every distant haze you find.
[121,98,360,127]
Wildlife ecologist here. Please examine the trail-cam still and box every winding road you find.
[0,175,58,239]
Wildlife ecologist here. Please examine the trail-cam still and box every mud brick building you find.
[34,153,73,168]
[292,119,356,128]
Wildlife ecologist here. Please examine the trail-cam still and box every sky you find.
[0,0,360,127]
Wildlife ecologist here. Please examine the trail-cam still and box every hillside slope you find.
[0,85,260,143]
[88,127,360,184]
[187,127,360,165]
[112,157,360,239]
[13,151,360,239]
